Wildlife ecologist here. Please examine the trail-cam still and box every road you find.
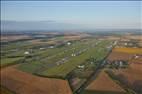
[74,48,113,94]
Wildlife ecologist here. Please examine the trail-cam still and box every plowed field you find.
[1,66,72,94]
[85,71,126,94]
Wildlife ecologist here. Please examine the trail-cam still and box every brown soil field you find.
[28,39,59,45]
[113,63,142,85]
[63,33,91,40]
[1,66,72,94]
[1,35,32,42]
[113,47,142,54]
[124,35,142,41]
[107,47,142,61]
[86,70,126,93]
[138,42,142,47]
[63,36,81,41]
[129,58,142,64]
[28,39,48,44]
[107,51,133,61]
[105,36,120,40]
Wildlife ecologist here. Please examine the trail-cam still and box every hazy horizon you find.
[1,1,142,31]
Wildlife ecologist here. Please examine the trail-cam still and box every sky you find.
[1,1,142,29]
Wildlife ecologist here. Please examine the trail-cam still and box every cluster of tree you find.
[106,70,142,94]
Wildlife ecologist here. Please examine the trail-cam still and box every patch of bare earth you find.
[1,35,31,42]
[86,71,126,93]
[1,66,72,94]
[107,51,133,61]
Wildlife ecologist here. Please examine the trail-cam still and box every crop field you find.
[2,32,141,94]
[82,70,126,94]
[17,39,98,74]
[112,62,142,94]
[107,51,134,61]
[1,57,24,68]
[38,40,112,78]
[129,58,142,64]
[113,63,142,83]
[1,35,32,42]
[113,47,142,54]
[107,47,142,62]
[1,66,72,94]
[106,46,142,94]
[1,34,114,94]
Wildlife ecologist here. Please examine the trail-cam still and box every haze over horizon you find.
[1,1,142,31]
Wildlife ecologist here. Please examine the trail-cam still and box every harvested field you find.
[63,35,82,41]
[129,58,142,64]
[85,70,126,94]
[28,39,49,44]
[1,66,72,94]
[105,36,120,40]
[107,51,133,61]
[113,63,142,85]
[107,47,142,61]
[112,62,142,94]
[113,47,142,54]
[124,35,142,41]
[1,35,31,42]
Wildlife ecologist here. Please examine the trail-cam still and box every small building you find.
[119,61,123,67]
[90,62,94,64]
[114,41,117,45]
[78,65,85,69]
[124,43,127,46]
[71,54,76,56]
[40,48,45,50]
[67,42,71,45]
[49,46,54,49]
[24,51,30,55]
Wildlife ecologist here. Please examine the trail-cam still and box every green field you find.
[39,40,112,78]
[17,39,98,74]
[1,57,24,68]
[1,37,113,79]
